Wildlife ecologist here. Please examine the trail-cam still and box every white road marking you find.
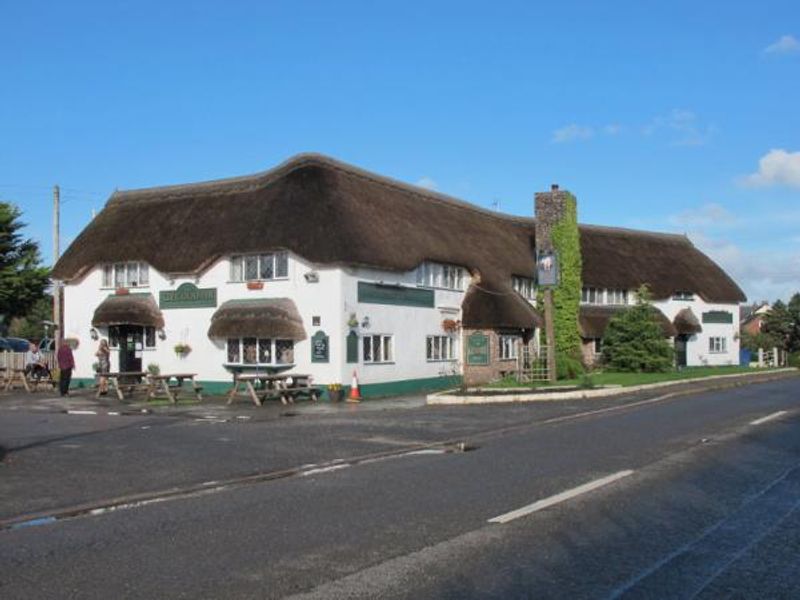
[749,411,787,426]
[488,470,634,524]
[302,464,350,477]
[66,410,97,415]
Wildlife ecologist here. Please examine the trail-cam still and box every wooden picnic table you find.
[99,371,150,401]
[148,373,203,404]
[227,372,320,406]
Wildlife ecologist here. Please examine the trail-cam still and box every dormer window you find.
[512,276,536,300]
[581,287,629,305]
[673,291,694,301]
[230,252,289,282]
[416,262,466,291]
[102,262,149,288]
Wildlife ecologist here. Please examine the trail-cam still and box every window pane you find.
[426,337,433,360]
[363,337,372,362]
[383,336,392,362]
[258,338,272,363]
[227,339,240,363]
[109,326,120,348]
[276,340,294,364]
[231,256,243,281]
[114,264,125,287]
[127,263,139,286]
[139,264,149,286]
[102,265,112,287]
[242,338,257,364]
[144,326,155,348]
[275,252,288,278]
[245,256,258,281]
[259,254,274,279]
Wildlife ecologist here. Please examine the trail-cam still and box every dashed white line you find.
[488,470,635,524]
[302,464,350,477]
[749,411,787,426]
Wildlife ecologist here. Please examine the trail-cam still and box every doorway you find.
[675,334,689,368]
[117,325,143,374]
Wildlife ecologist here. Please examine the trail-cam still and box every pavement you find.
[1,370,800,598]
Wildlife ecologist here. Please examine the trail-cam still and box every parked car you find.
[0,337,32,352]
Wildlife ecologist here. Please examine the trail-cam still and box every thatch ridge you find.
[91,294,165,329]
[579,305,677,339]
[53,153,746,305]
[208,298,307,341]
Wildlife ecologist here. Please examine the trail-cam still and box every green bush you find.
[788,352,800,368]
[556,354,584,380]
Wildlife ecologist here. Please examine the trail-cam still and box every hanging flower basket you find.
[442,319,461,333]
[115,288,130,295]
[247,281,264,290]
[174,343,192,357]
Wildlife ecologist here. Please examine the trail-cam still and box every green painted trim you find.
[354,375,461,399]
[702,310,733,324]
[357,281,435,308]
[159,283,218,309]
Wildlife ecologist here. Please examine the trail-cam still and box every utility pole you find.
[53,185,61,351]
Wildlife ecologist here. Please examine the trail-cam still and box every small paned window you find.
[499,335,519,360]
[512,276,536,300]
[276,340,294,364]
[363,335,393,364]
[416,262,466,291]
[144,326,156,348]
[103,262,150,288]
[673,291,695,301]
[224,338,294,366]
[231,252,290,282]
[258,338,272,363]
[709,337,727,353]
[593,338,603,354]
[227,339,240,363]
[242,337,258,364]
[426,335,455,361]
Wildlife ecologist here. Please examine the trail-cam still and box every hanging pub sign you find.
[311,331,330,363]
[466,332,490,365]
[159,283,217,309]
[536,250,559,287]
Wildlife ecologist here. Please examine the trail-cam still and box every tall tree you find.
[0,202,51,333]
[787,293,800,353]
[762,300,793,351]
[602,285,674,372]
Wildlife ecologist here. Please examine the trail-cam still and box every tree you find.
[787,293,800,353]
[602,285,674,372]
[0,202,51,333]
[762,300,793,351]
[8,295,53,340]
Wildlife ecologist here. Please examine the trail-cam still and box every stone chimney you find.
[534,184,572,254]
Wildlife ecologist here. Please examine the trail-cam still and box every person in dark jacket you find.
[57,340,75,397]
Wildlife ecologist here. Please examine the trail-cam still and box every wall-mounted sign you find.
[311,331,329,363]
[466,332,490,365]
[159,283,217,309]
[536,250,559,287]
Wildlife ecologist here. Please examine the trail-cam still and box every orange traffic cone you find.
[347,370,361,403]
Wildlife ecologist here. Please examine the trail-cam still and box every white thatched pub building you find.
[52,154,746,396]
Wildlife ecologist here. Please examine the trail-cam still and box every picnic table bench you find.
[99,371,151,401]
[227,373,321,406]
[148,373,203,404]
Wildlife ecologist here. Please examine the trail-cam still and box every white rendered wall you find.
[62,253,345,384]
[654,298,740,367]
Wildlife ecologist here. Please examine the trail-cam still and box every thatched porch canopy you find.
[207,298,307,340]
[673,307,703,335]
[579,305,677,339]
[92,294,165,329]
[461,283,543,330]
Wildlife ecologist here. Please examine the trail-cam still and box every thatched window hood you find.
[52,153,745,305]
[578,305,677,339]
[92,294,165,329]
[207,298,307,341]
[673,307,703,335]
[461,283,543,330]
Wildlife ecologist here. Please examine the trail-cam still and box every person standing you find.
[57,340,75,397]
[95,339,110,395]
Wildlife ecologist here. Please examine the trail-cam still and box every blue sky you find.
[1,0,798,303]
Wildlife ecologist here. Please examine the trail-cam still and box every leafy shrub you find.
[788,352,800,368]
[556,354,584,380]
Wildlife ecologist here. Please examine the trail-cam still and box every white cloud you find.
[603,124,622,135]
[643,109,714,146]
[415,176,438,191]
[552,124,594,143]
[764,34,800,55]
[669,203,737,228]
[740,149,800,188]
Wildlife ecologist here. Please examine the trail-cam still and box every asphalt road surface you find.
[2,377,800,599]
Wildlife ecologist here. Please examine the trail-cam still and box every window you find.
[709,337,727,353]
[512,276,536,300]
[226,338,294,365]
[107,325,156,349]
[426,335,456,361]
[592,338,603,354]
[416,262,467,291]
[606,289,628,305]
[499,335,519,360]
[581,287,601,304]
[230,252,289,282]
[102,262,149,288]
[363,334,393,364]
[673,291,695,301]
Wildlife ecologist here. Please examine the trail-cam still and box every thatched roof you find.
[673,307,703,335]
[53,153,745,304]
[461,283,543,330]
[92,294,165,329]
[579,305,677,339]
[207,298,306,340]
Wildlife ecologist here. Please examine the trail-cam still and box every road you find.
[1,376,800,598]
